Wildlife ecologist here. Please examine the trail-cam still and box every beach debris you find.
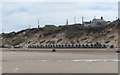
[52,49,56,52]
[116,51,120,53]
[13,67,19,72]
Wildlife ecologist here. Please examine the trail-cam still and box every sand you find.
[1,48,118,73]
[1,48,118,51]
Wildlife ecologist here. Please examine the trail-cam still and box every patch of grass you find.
[1,21,118,46]
[43,25,65,36]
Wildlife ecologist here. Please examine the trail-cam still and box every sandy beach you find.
[1,48,118,73]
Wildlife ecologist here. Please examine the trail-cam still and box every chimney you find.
[74,17,76,24]
[118,18,120,21]
[82,17,84,25]
[66,19,68,25]
[38,19,40,28]
[101,16,103,20]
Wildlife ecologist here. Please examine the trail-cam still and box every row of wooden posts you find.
[15,42,114,48]
[1,42,114,48]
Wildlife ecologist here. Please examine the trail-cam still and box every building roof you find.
[92,19,106,22]
[83,21,91,24]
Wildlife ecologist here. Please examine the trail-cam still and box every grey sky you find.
[2,2,118,33]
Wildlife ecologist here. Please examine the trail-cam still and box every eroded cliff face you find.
[1,21,119,46]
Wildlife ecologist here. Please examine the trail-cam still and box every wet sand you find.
[2,48,118,73]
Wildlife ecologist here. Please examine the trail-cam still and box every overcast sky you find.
[1,2,118,33]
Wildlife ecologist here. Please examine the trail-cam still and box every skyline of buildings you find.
[1,2,118,33]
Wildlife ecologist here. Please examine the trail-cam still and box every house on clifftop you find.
[82,17,109,26]
[91,17,107,25]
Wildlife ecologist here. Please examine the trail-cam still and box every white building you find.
[82,17,108,26]
[91,17,107,26]
[82,17,91,26]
